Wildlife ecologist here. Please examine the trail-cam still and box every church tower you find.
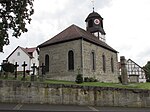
[85,11,106,42]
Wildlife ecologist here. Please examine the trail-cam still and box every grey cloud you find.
[0,0,113,63]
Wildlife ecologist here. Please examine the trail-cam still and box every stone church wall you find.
[82,40,119,82]
[0,80,150,108]
[39,39,82,81]
[39,39,119,82]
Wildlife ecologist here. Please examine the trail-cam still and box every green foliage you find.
[143,61,150,82]
[118,75,122,83]
[2,62,14,73]
[0,0,34,52]
[84,77,98,82]
[75,74,83,84]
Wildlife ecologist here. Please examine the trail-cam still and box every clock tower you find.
[85,11,106,42]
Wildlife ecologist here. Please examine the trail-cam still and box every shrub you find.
[84,77,98,82]
[84,77,89,82]
[2,63,14,73]
[118,76,122,83]
[75,74,83,84]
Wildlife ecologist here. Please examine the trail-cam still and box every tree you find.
[0,0,34,52]
[1,62,14,73]
[143,61,150,82]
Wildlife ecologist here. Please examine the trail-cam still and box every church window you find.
[111,57,114,73]
[91,51,95,70]
[68,50,74,70]
[88,19,93,28]
[102,54,106,72]
[45,54,49,72]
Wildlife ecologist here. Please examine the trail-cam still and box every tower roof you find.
[38,24,117,53]
[85,11,103,22]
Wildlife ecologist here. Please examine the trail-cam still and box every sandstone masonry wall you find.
[39,40,82,81]
[82,40,119,82]
[0,80,150,107]
[39,39,119,82]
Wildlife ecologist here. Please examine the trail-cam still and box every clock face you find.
[94,19,100,25]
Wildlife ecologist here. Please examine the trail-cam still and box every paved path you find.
[0,103,150,112]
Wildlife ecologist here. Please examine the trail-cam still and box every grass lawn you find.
[1,75,150,90]
[44,80,150,90]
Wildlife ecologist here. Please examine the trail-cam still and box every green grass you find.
[1,75,150,90]
[0,75,32,81]
[81,82,150,90]
[44,80,150,90]
[44,80,76,85]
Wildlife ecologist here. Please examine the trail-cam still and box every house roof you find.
[6,46,37,60]
[23,47,37,54]
[119,59,145,70]
[39,24,118,53]
[127,59,144,70]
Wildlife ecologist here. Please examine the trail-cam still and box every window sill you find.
[68,70,74,72]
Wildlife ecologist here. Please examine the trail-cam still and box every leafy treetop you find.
[143,61,150,82]
[0,0,34,52]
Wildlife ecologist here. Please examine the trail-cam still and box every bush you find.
[84,77,98,82]
[75,74,83,84]
[84,77,89,82]
[118,76,122,83]
[2,63,14,73]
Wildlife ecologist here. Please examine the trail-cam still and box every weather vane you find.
[91,0,95,12]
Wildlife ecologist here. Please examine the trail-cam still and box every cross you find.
[31,63,36,76]
[40,63,45,76]
[14,62,19,79]
[22,61,27,80]
[91,0,95,12]
[31,63,37,81]
[40,63,45,81]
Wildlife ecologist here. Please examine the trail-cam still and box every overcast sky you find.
[1,0,150,66]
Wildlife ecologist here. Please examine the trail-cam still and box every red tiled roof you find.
[39,24,117,53]
[6,46,36,59]
[21,47,36,58]
[24,47,36,53]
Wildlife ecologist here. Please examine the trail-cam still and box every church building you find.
[38,11,119,82]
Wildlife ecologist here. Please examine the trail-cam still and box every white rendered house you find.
[6,46,39,74]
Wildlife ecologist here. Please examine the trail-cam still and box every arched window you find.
[91,51,95,70]
[88,19,93,28]
[111,57,114,73]
[68,50,74,70]
[102,54,106,72]
[45,54,49,72]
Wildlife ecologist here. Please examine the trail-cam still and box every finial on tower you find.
[91,0,95,12]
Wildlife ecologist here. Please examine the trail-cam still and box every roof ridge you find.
[20,47,33,58]
[72,24,84,37]
[38,24,117,53]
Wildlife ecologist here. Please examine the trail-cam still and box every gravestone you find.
[129,75,139,83]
